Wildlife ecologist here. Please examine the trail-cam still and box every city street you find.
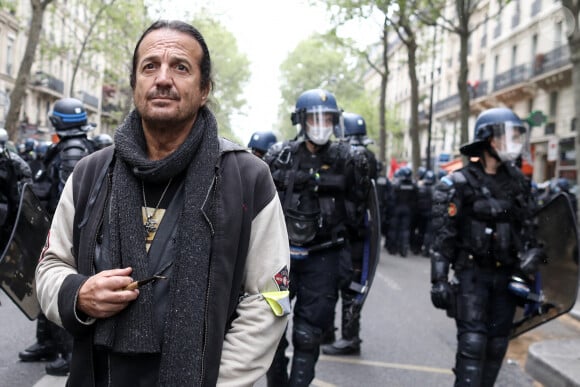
[2,248,580,386]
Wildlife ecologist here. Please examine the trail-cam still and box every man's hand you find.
[430,281,453,310]
[77,267,139,319]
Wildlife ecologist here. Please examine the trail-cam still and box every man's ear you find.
[200,86,210,106]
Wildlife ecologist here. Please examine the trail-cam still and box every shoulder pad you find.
[447,171,467,185]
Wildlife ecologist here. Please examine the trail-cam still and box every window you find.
[531,34,538,59]
[6,35,15,76]
[554,21,562,47]
[512,0,521,28]
[549,91,558,116]
[511,45,518,68]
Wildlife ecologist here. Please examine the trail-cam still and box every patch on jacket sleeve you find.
[273,265,289,291]
[448,202,457,217]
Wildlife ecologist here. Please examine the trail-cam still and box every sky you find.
[149,0,335,144]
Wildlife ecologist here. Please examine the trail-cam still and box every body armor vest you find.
[456,164,529,267]
[269,140,350,246]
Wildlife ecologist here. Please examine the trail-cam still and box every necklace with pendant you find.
[142,177,173,234]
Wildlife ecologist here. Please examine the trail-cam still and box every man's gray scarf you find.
[94,106,219,384]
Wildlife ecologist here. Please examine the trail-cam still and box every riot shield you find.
[0,183,51,320]
[352,179,381,305]
[510,193,579,338]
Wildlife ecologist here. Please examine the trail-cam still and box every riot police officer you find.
[20,98,96,376]
[264,89,361,386]
[0,128,32,249]
[430,107,540,386]
[412,169,436,256]
[386,166,417,257]
[323,112,377,356]
[248,130,278,158]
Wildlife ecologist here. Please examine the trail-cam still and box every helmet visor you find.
[491,122,529,162]
[305,108,335,146]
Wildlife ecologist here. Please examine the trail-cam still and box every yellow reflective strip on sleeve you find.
[261,290,291,317]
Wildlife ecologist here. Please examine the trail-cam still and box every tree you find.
[192,16,250,143]
[4,0,55,140]
[561,0,580,219]
[418,0,509,163]
[68,0,117,96]
[277,33,369,140]
[388,0,423,174]
[312,0,391,164]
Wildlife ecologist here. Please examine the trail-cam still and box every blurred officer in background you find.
[248,130,278,159]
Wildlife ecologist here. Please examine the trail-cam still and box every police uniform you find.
[322,112,378,356]
[430,108,539,386]
[20,98,95,375]
[264,89,362,387]
[0,140,32,251]
[387,167,417,257]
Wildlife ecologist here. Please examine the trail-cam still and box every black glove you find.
[430,281,453,310]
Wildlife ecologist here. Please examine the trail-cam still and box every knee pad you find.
[292,322,321,353]
[486,336,509,362]
[458,332,487,360]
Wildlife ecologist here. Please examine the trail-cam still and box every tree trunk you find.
[407,39,421,175]
[458,27,471,164]
[379,25,389,165]
[70,1,114,96]
[4,0,54,141]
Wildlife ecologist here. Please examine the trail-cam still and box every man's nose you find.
[155,65,172,84]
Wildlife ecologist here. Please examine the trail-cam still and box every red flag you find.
[389,157,398,179]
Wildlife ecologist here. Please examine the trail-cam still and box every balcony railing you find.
[533,45,571,76]
[433,93,460,113]
[79,91,99,108]
[33,71,64,94]
[471,79,489,98]
[493,64,529,91]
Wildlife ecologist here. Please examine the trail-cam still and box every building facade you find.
[378,0,576,187]
[0,0,105,143]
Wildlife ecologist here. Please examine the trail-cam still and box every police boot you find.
[320,326,336,345]
[18,315,58,362]
[453,358,482,387]
[288,350,318,387]
[480,337,508,387]
[45,352,71,376]
[322,297,361,356]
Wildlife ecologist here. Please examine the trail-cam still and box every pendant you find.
[144,215,158,234]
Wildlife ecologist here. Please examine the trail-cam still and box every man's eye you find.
[176,64,188,72]
[143,63,155,70]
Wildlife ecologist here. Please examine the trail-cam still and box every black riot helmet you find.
[291,89,341,146]
[49,98,92,137]
[460,107,528,162]
[247,131,277,156]
[93,133,113,150]
[343,112,367,137]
